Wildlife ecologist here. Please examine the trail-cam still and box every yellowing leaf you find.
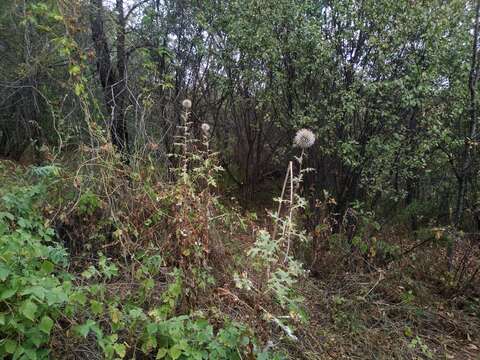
[114,343,127,358]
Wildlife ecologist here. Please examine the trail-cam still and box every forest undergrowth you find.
[3,0,480,359]
[1,107,479,359]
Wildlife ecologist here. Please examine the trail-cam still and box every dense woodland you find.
[1,0,480,359]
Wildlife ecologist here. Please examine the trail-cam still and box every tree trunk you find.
[90,0,129,153]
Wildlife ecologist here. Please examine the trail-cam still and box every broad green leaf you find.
[0,264,10,281]
[20,300,38,321]
[41,261,54,274]
[24,347,37,360]
[20,286,46,300]
[4,339,17,354]
[0,287,17,300]
[30,330,44,348]
[39,316,54,334]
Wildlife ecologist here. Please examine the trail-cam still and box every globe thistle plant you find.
[182,99,192,109]
[177,99,193,181]
[293,128,315,149]
[201,123,210,135]
[242,128,314,335]
[272,128,316,264]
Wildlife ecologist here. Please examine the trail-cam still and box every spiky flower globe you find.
[294,128,316,149]
[201,123,210,135]
[182,99,192,109]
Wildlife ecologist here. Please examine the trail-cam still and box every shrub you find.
[0,182,72,359]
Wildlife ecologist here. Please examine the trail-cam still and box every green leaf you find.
[90,300,103,315]
[74,83,85,96]
[41,261,54,274]
[169,346,182,360]
[0,287,17,300]
[39,316,54,334]
[70,291,87,305]
[29,331,44,348]
[0,264,10,281]
[69,65,81,76]
[4,339,17,354]
[0,211,14,221]
[114,343,126,358]
[156,348,168,359]
[74,320,96,338]
[146,323,157,335]
[257,351,270,360]
[20,300,38,321]
[20,286,46,300]
[142,336,157,353]
[24,347,37,360]
[45,286,68,305]
[13,345,25,360]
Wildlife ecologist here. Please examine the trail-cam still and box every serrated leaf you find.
[39,316,54,334]
[146,322,157,335]
[20,300,38,321]
[156,348,168,359]
[169,346,182,360]
[0,211,14,221]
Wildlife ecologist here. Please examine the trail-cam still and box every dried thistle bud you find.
[182,99,192,109]
[293,128,316,149]
[201,123,210,135]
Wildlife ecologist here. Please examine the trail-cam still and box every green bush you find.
[0,183,72,359]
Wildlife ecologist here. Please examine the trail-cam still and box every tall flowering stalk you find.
[240,129,316,339]
[272,129,316,262]
[177,99,193,183]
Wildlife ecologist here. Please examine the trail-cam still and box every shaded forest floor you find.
[289,273,480,359]
[234,227,480,359]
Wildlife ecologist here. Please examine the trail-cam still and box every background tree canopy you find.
[1,0,477,226]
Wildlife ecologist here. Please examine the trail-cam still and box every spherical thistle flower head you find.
[182,99,192,109]
[294,128,316,149]
[201,123,210,135]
